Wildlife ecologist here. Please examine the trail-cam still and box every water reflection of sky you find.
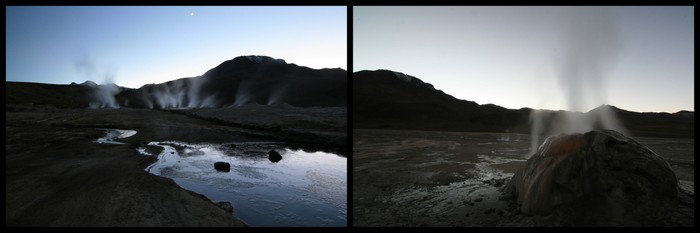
[95,129,136,144]
[142,141,347,227]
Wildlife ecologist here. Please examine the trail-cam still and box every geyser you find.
[89,83,121,109]
[505,130,678,226]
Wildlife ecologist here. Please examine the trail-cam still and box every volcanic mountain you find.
[353,69,693,138]
[6,55,347,109]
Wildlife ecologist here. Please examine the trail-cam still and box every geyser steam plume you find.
[90,83,121,109]
[530,7,628,155]
[74,53,121,108]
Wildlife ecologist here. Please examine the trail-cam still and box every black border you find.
[4,1,696,229]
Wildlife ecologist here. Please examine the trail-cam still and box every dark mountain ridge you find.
[7,55,346,109]
[354,70,693,138]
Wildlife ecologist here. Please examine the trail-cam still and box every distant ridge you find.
[353,69,693,138]
[6,55,347,109]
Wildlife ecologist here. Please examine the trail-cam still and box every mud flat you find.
[170,104,347,155]
[352,129,693,226]
[6,106,345,226]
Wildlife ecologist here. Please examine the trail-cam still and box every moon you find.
[190,12,194,16]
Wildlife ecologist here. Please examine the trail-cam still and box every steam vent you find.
[504,130,679,226]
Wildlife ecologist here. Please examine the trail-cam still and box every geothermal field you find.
[6,5,694,228]
[353,129,694,226]
[5,55,348,227]
[352,7,693,226]
[6,106,347,226]
[352,69,694,226]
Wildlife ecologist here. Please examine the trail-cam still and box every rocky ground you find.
[6,105,345,226]
[352,129,694,226]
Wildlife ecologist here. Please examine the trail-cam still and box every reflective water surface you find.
[141,141,347,226]
[95,129,137,144]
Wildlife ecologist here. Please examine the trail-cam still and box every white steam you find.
[555,7,625,134]
[186,78,204,108]
[233,81,255,107]
[529,109,543,156]
[267,84,289,105]
[74,54,121,109]
[89,83,121,109]
[142,76,215,109]
[529,7,628,155]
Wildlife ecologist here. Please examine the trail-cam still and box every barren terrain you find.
[6,105,346,226]
[352,129,693,226]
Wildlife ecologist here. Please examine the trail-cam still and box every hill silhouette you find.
[353,70,693,138]
[7,55,346,109]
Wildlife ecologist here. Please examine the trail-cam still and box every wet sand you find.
[353,129,694,226]
[6,106,345,226]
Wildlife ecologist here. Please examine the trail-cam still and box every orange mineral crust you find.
[542,134,586,157]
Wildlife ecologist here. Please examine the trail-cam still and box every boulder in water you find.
[214,162,231,172]
[268,150,282,163]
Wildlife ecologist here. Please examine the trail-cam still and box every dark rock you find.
[493,179,505,187]
[268,150,282,163]
[503,130,678,226]
[214,162,231,172]
[144,145,164,155]
[508,202,518,209]
[215,201,234,213]
[485,208,495,214]
[473,197,483,202]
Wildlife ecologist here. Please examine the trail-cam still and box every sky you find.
[354,6,694,113]
[7,6,347,88]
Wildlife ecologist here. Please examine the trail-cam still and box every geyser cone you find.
[504,130,678,226]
